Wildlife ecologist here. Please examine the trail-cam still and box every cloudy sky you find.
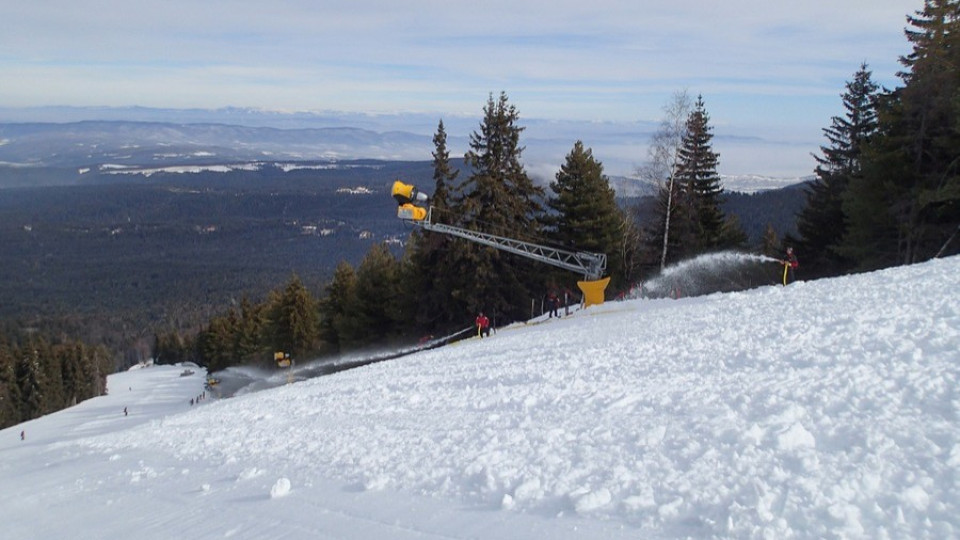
[1,1,920,177]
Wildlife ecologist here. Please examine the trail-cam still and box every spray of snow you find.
[637,251,781,298]
[213,326,473,397]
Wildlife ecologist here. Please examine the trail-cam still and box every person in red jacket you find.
[546,289,559,318]
[781,247,799,285]
[475,312,490,338]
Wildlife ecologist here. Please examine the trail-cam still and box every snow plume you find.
[637,251,780,298]
[213,327,474,397]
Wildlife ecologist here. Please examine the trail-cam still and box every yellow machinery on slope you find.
[275,351,295,384]
[274,351,292,368]
[391,180,610,306]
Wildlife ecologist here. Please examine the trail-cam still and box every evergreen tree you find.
[842,0,960,267]
[153,330,195,366]
[197,314,236,372]
[761,223,781,258]
[0,334,111,427]
[319,261,359,351]
[15,346,44,422]
[797,64,879,278]
[451,92,545,322]
[720,214,749,251]
[38,340,65,414]
[76,344,106,401]
[0,342,20,428]
[460,92,544,237]
[355,243,405,343]
[233,297,266,362]
[547,140,627,289]
[153,333,172,365]
[60,343,84,407]
[429,119,458,222]
[269,274,319,357]
[405,120,462,332]
[674,95,737,253]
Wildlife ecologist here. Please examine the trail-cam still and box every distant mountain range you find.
[0,119,808,195]
[0,120,432,168]
[0,106,815,188]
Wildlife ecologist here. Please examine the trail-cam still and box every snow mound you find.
[270,478,292,499]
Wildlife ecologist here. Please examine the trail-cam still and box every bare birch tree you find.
[638,90,692,271]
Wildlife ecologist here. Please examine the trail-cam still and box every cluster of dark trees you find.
[154,246,412,370]
[0,337,111,429]
[793,0,960,278]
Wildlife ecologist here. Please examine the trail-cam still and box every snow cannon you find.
[392,180,429,221]
[274,351,292,368]
[577,277,610,308]
[388,179,609,306]
[398,203,428,221]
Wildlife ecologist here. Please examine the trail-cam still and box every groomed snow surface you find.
[3,255,959,539]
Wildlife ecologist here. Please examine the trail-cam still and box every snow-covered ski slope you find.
[2,256,959,539]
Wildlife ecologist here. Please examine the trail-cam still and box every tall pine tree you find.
[797,64,879,278]
[674,95,732,254]
[352,243,404,345]
[405,120,462,332]
[449,92,545,323]
[0,342,20,428]
[318,261,359,351]
[15,346,44,423]
[268,274,319,357]
[842,0,960,268]
[547,140,627,289]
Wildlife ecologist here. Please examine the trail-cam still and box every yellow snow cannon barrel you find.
[398,203,427,221]
[577,276,610,307]
[392,180,427,205]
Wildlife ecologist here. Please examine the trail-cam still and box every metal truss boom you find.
[419,208,606,280]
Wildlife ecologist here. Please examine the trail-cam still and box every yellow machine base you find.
[577,277,610,307]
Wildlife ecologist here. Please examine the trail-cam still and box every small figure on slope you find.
[475,312,491,338]
[781,247,799,286]
[547,288,559,318]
